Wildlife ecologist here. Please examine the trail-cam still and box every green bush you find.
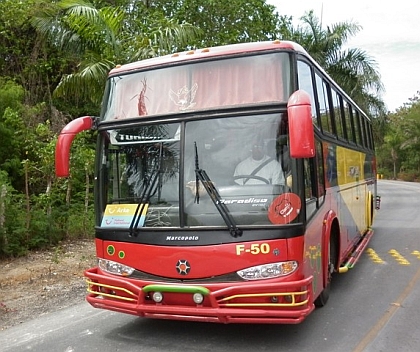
[65,204,95,240]
[397,171,420,182]
[0,190,94,258]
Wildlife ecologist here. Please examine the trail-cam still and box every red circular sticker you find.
[268,193,301,224]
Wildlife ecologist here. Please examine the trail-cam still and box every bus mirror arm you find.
[287,90,315,159]
[55,116,96,177]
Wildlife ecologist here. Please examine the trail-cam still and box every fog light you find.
[152,292,163,303]
[284,295,293,303]
[193,293,204,304]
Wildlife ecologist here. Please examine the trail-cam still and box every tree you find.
[394,95,420,174]
[278,11,386,117]
[0,80,26,190]
[32,0,200,105]
[150,0,280,47]
[382,128,403,179]
[377,92,420,180]
[0,0,73,108]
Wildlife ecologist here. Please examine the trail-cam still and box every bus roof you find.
[109,40,307,76]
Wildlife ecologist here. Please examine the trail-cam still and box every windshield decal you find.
[101,204,149,228]
[268,193,301,224]
[169,83,198,111]
[219,197,268,205]
[138,79,148,116]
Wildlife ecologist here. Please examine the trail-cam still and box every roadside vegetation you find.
[0,0,418,257]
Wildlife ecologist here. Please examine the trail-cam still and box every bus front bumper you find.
[84,267,315,324]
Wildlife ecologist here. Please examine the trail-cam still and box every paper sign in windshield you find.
[101,204,148,228]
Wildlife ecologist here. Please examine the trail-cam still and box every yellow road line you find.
[366,248,385,264]
[366,248,420,265]
[388,249,410,265]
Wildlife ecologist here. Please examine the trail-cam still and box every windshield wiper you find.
[194,142,242,238]
[128,170,159,236]
[129,146,162,236]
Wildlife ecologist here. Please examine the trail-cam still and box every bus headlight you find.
[98,258,135,277]
[237,261,298,281]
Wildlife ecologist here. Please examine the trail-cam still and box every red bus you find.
[55,40,377,324]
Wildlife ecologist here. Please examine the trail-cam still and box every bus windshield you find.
[102,52,292,121]
[100,113,295,229]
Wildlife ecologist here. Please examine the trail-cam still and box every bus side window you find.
[315,73,332,134]
[303,159,314,199]
[316,141,325,199]
[331,89,345,139]
[344,101,355,143]
[352,108,363,146]
[304,140,325,220]
[297,60,318,127]
[304,158,317,219]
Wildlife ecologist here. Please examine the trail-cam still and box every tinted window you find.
[331,89,344,139]
[297,61,318,125]
[315,73,332,134]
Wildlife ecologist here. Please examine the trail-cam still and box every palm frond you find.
[54,57,115,104]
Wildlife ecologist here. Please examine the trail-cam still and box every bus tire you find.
[314,228,338,307]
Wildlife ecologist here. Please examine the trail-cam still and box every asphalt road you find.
[1,180,420,352]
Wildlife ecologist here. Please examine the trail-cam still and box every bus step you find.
[338,229,374,273]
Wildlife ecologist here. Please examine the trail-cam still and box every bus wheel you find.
[314,234,337,307]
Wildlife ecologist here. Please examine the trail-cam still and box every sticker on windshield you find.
[268,193,301,224]
[101,204,148,228]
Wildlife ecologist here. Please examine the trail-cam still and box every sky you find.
[267,0,420,112]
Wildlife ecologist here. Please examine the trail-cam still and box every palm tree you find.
[383,129,402,179]
[279,11,386,117]
[32,0,199,105]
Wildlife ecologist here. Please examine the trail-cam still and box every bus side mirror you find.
[287,90,315,158]
[55,116,94,177]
